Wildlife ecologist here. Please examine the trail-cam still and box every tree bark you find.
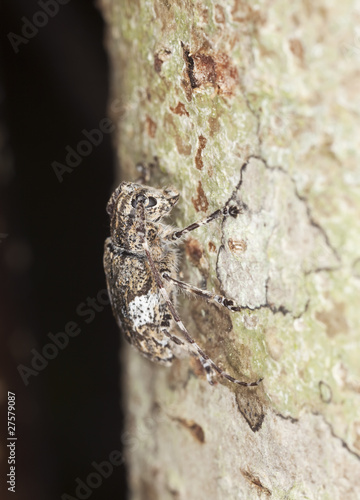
[99,0,360,498]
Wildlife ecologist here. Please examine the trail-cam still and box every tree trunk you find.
[99,0,360,498]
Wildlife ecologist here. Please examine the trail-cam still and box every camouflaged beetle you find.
[104,181,263,387]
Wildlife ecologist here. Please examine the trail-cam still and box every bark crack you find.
[216,156,340,318]
[312,411,360,461]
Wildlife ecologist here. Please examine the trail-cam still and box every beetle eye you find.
[131,194,146,208]
[147,196,157,208]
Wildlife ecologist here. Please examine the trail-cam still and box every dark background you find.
[1,1,127,498]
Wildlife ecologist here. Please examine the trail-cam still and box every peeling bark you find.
[99,0,360,498]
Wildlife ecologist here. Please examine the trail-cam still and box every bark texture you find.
[99,0,360,498]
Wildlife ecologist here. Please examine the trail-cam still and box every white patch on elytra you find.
[128,292,159,328]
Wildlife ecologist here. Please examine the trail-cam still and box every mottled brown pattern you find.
[195,135,207,170]
[164,113,192,155]
[185,237,203,266]
[191,181,209,212]
[208,241,217,253]
[181,42,239,98]
[172,417,205,443]
[153,48,171,73]
[228,238,247,253]
[289,38,304,64]
[170,102,189,116]
[240,469,272,496]
[104,182,179,364]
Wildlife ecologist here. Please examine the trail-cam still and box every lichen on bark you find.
[99,0,360,498]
